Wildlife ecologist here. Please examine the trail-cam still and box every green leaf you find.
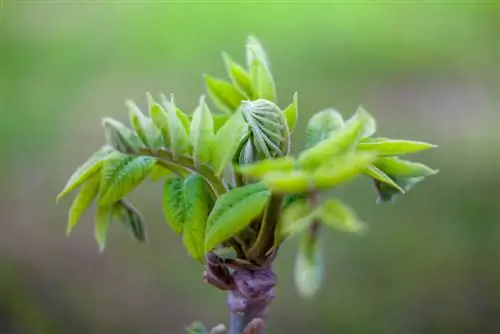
[264,152,377,193]
[205,182,271,253]
[235,156,295,178]
[364,165,404,193]
[212,111,248,176]
[126,100,164,149]
[204,75,246,114]
[317,199,366,233]
[95,204,113,251]
[149,94,171,147]
[57,145,113,201]
[102,117,143,153]
[299,108,372,170]
[245,35,270,70]
[283,92,298,132]
[357,105,376,138]
[277,198,314,242]
[294,233,322,298]
[241,99,289,158]
[375,175,426,203]
[213,114,230,133]
[249,52,276,102]
[97,153,156,205]
[374,157,438,177]
[305,108,344,149]
[357,139,437,156]
[190,96,214,166]
[162,178,186,234]
[160,94,191,157]
[223,52,252,98]
[149,164,175,181]
[113,200,146,242]
[182,175,211,262]
[185,321,207,334]
[66,174,100,236]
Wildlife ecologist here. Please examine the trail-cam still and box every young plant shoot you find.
[57,36,438,334]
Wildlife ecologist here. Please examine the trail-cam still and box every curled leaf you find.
[113,200,146,242]
[364,165,404,194]
[305,108,344,149]
[102,117,143,153]
[283,92,298,132]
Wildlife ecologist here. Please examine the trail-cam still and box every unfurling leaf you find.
[113,200,146,242]
[190,96,214,166]
[127,100,164,149]
[278,198,314,242]
[66,174,100,235]
[249,52,276,102]
[375,175,426,203]
[235,156,295,178]
[212,111,248,176]
[299,108,372,169]
[223,52,253,98]
[205,182,271,253]
[241,99,289,158]
[317,199,366,233]
[374,157,438,177]
[204,75,246,114]
[294,233,323,298]
[97,153,156,205]
[160,94,191,157]
[283,92,298,132]
[246,35,270,70]
[364,165,404,194]
[95,204,113,251]
[357,105,376,138]
[102,117,143,153]
[357,138,437,156]
[305,108,344,149]
[57,145,113,201]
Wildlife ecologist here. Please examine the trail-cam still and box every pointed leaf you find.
[375,175,426,203]
[57,145,113,201]
[294,233,322,298]
[283,92,298,132]
[357,105,376,138]
[204,75,246,114]
[160,94,191,157]
[235,156,295,178]
[149,164,174,181]
[127,100,164,149]
[162,178,186,234]
[66,174,100,235]
[213,113,230,133]
[191,96,214,166]
[245,35,270,70]
[98,153,156,205]
[374,157,438,177]
[212,111,248,176]
[357,139,437,156]
[102,117,143,153]
[317,199,366,233]
[262,170,310,194]
[305,108,344,149]
[364,165,404,193]
[149,95,171,147]
[277,198,314,242]
[223,52,252,98]
[299,108,372,169]
[113,200,146,242]
[205,182,271,253]
[249,52,276,102]
[95,204,113,251]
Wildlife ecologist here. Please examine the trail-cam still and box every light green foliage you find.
[294,233,323,298]
[374,157,438,177]
[364,165,404,194]
[212,114,230,133]
[162,178,188,234]
[249,50,276,102]
[98,153,156,205]
[95,204,114,251]
[235,156,295,178]
[190,96,214,166]
[113,200,147,242]
[204,182,271,253]
[102,117,143,153]
[278,198,314,241]
[223,52,253,98]
[283,92,298,132]
[66,174,101,235]
[204,75,246,114]
[357,138,437,156]
[149,95,171,147]
[211,111,248,176]
[316,199,366,233]
[305,108,344,149]
[127,99,164,149]
[160,94,191,157]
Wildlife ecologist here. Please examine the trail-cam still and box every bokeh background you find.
[1,1,499,333]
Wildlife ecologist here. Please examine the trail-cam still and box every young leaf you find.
[102,117,143,153]
[262,170,310,194]
[204,75,246,114]
[57,145,113,201]
[212,111,248,176]
[305,108,344,149]
[162,178,187,234]
[113,200,146,242]
[277,198,314,242]
[190,96,214,166]
[223,52,253,98]
[182,175,211,262]
[294,233,323,298]
[283,92,298,132]
[212,114,230,133]
[374,157,438,177]
[235,156,295,178]
[66,174,100,235]
[149,96,171,147]
[249,52,276,102]
[127,100,164,149]
[95,204,114,251]
[375,175,426,203]
[316,199,366,233]
[205,182,271,253]
[161,94,191,157]
[364,165,404,193]
[298,108,372,170]
[97,153,156,205]
[246,35,270,70]
[149,164,174,181]
[357,139,437,156]
[357,105,376,138]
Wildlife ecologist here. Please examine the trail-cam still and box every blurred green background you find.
[1,1,499,333]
